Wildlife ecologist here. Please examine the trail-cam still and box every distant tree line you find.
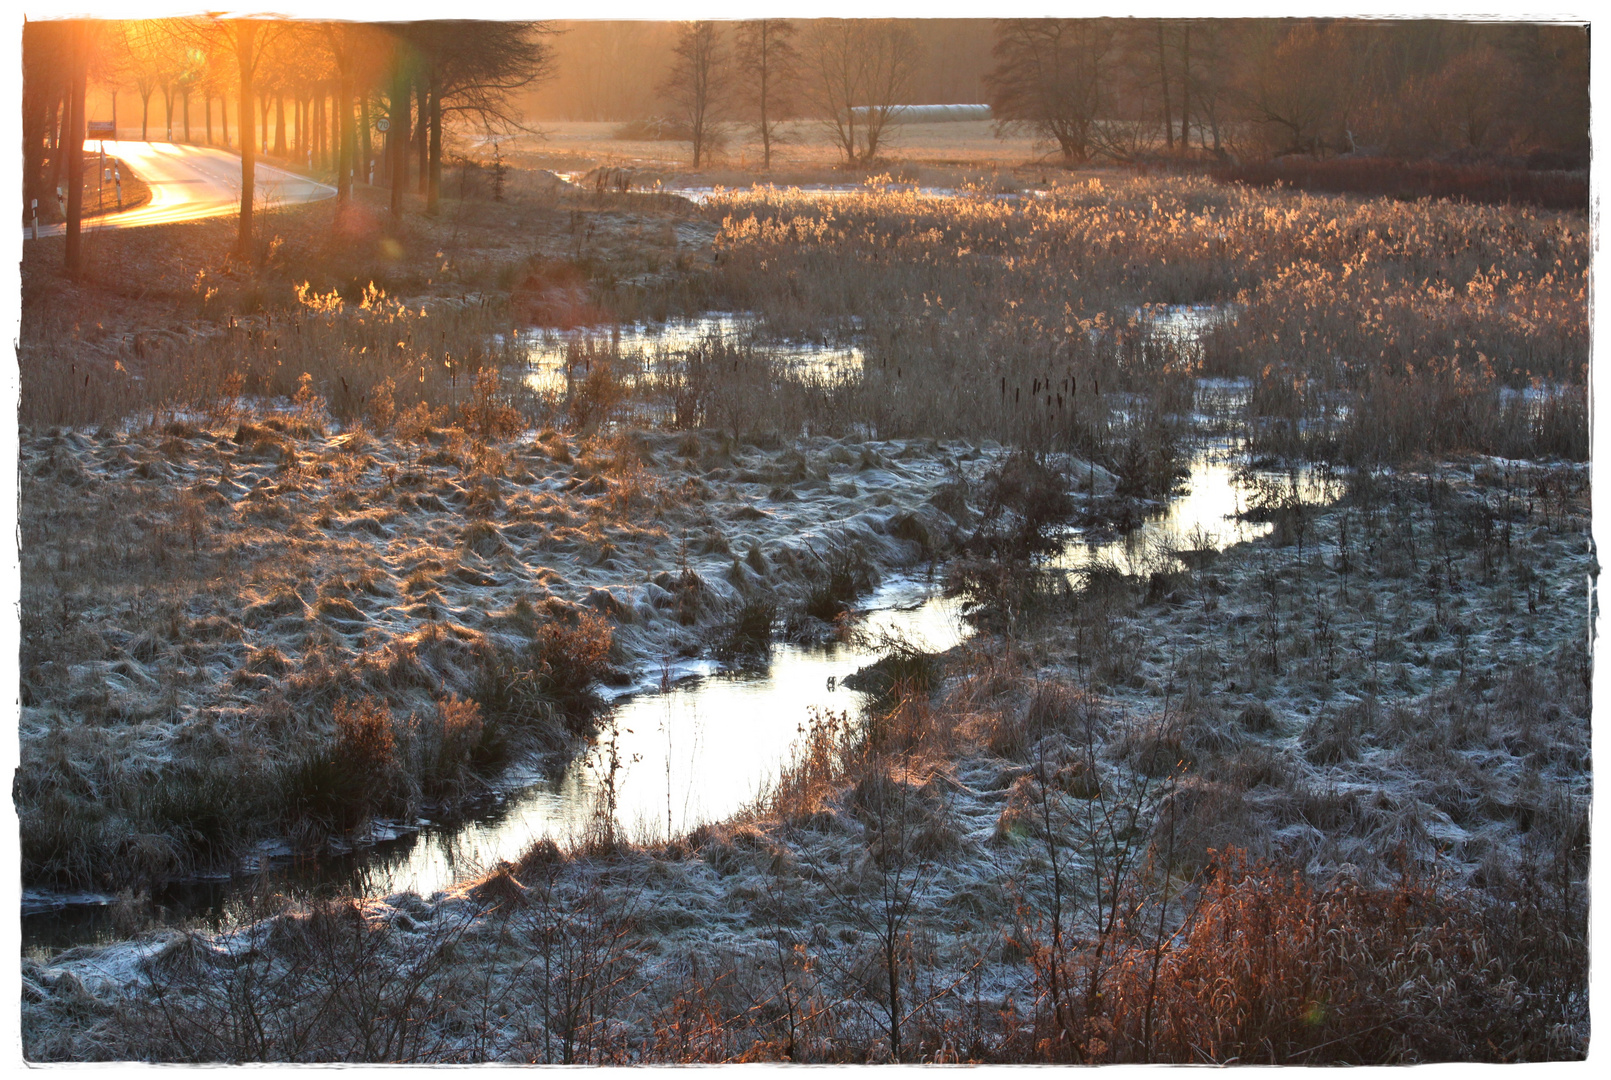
[986,19,1589,168]
[22,17,554,274]
[580,18,1586,171]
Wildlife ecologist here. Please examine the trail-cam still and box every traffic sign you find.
[376,118,390,133]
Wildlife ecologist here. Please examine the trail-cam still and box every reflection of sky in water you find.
[29,311,1336,949]
[1056,438,1336,577]
[1138,303,1238,343]
[316,439,1335,900]
[519,314,863,393]
[332,576,969,899]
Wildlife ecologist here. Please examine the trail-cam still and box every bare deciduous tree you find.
[799,19,922,167]
[735,19,797,171]
[986,19,1118,167]
[660,21,729,168]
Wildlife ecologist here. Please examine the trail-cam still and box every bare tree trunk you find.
[22,53,57,224]
[182,88,191,142]
[138,92,150,141]
[360,94,372,183]
[49,90,67,193]
[337,70,353,202]
[64,31,87,278]
[314,91,325,170]
[415,78,428,195]
[205,93,213,144]
[235,21,258,258]
[23,87,48,224]
[274,93,286,156]
[758,24,773,169]
[1180,23,1192,153]
[427,73,442,214]
[260,94,271,153]
[1156,22,1174,152]
[390,66,410,219]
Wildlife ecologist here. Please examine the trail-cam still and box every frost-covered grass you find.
[16,398,1002,892]
[17,160,1589,1063]
[21,456,1590,1063]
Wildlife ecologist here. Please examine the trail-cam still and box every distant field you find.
[508,119,1054,175]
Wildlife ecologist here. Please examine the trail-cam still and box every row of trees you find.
[23,18,554,273]
[530,19,994,126]
[990,18,1590,166]
[658,19,924,168]
[652,18,1586,169]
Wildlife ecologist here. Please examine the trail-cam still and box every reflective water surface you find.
[27,343,1341,952]
[519,313,863,393]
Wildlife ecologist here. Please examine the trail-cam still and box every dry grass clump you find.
[282,697,399,835]
[531,610,616,712]
[22,279,531,432]
[1019,847,1583,1063]
[473,610,616,740]
[712,595,777,660]
[979,679,1103,762]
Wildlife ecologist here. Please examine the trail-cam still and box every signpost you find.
[86,121,115,212]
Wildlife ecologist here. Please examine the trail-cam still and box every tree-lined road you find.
[24,141,336,240]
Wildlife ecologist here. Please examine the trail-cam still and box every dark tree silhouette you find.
[985,19,1117,166]
[21,19,71,229]
[62,22,90,277]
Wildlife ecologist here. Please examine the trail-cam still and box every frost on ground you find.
[16,407,1008,891]
[20,452,1590,1063]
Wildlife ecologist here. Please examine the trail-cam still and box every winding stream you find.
[24,316,1340,954]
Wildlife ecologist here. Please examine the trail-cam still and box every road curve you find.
[24,140,337,240]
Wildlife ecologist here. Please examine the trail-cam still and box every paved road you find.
[24,140,337,239]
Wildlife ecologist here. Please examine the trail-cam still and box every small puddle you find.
[661,183,1047,205]
[518,314,863,393]
[1056,436,1336,577]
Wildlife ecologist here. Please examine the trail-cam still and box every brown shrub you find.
[459,367,523,440]
[334,696,397,780]
[1028,848,1583,1063]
